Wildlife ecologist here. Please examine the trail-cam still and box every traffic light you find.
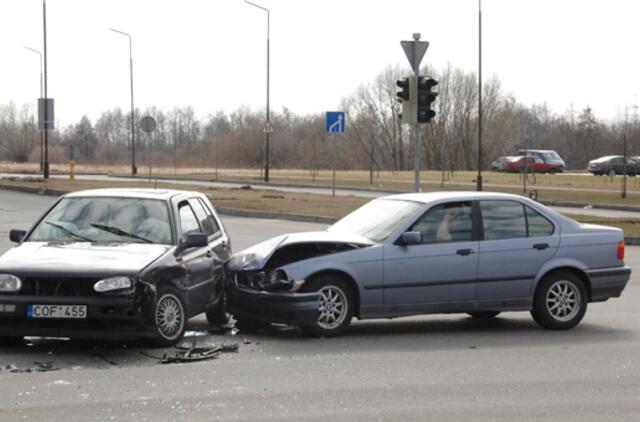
[417,76,438,123]
[396,76,417,124]
[396,78,410,102]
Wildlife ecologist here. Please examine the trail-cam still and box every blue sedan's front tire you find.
[301,275,354,337]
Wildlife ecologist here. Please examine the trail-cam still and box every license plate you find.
[27,304,87,319]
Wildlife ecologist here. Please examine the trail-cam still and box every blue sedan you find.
[226,192,631,337]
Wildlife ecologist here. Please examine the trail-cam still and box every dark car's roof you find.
[64,188,199,201]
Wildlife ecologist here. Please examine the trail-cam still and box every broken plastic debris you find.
[140,341,239,364]
[0,361,59,373]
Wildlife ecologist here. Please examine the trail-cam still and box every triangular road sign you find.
[401,40,429,73]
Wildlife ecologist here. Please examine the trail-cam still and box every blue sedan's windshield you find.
[328,199,423,243]
[29,197,173,244]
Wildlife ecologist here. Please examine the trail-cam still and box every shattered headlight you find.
[0,274,21,292]
[228,253,261,271]
[261,269,292,291]
[94,276,133,293]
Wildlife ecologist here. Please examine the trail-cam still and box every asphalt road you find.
[2,172,640,219]
[1,190,639,421]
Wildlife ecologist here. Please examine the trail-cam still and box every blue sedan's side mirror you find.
[398,231,422,246]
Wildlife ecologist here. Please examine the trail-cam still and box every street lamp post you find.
[42,0,49,179]
[477,0,483,191]
[109,28,137,175]
[24,46,44,171]
[245,0,271,182]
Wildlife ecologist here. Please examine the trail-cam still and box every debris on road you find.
[139,337,239,364]
[1,361,60,373]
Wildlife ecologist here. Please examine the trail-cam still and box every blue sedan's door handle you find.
[533,243,549,250]
[456,248,473,256]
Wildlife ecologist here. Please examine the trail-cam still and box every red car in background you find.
[505,156,563,174]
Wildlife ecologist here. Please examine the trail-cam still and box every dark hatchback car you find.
[588,155,640,176]
[0,188,231,346]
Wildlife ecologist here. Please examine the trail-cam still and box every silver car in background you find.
[226,192,630,336]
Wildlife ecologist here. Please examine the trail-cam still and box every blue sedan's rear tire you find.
[531,271,587,330]
[301,275,354,337]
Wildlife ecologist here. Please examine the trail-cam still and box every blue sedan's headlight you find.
[94,276,132,293]
[260,270,292,290]
[0,274,21,292]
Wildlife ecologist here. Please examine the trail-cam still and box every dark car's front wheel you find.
[152,287,187,346]
[531,271,587,330]
[302,275,354,337]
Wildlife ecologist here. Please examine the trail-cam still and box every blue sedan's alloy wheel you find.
[531,271,588,330]
[302,275,354,337]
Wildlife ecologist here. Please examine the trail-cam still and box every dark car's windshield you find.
[328,199,423,243]
[29,197,173,244]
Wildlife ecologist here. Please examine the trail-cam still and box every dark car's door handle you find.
[456,248,474,256]
[533,243,549,250]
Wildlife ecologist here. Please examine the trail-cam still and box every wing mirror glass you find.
[398,231,422,246]
[177,232,208,254]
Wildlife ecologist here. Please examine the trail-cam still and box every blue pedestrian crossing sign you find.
[325,111,346,133]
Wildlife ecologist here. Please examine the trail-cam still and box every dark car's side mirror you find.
[177,232,208,254]
[9,229,26,243]
[397,231,422,246]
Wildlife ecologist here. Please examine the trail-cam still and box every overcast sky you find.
[1,0,638,126]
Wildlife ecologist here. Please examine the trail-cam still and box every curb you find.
[540,199,640,213]
[110,174,401,195]
[0,183,638,243]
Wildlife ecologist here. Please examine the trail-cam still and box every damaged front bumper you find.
[0,282,155,340]
[226,284,320,326]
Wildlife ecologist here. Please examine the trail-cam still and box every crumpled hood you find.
[227,231,374,271]
[0,242,171,276]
